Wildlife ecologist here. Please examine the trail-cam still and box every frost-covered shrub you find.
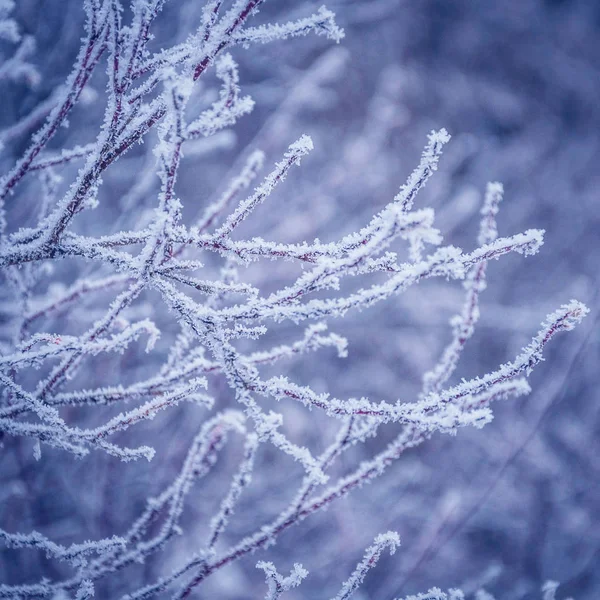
[0,1,590,599]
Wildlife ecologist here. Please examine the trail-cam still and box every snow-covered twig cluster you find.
[0,1,587,598]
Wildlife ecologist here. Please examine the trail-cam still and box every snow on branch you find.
[0,1,588,598]
[395,128,451,213]
[214,135,313,239]
[186,53,254,138]
[422,181,504,395]
[257,561,308,600]
[387,582,575,600]
[0,529,125,568]
[232,6,344,47]
[331,531,400,600]
[207,432,258,550]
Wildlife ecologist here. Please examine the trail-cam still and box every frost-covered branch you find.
[0,1,588,598]
[331,532,400,600]
[257,561,308,600]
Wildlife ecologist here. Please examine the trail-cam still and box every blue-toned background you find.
[1,1,599,598]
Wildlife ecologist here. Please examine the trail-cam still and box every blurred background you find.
[1,1,599,598]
